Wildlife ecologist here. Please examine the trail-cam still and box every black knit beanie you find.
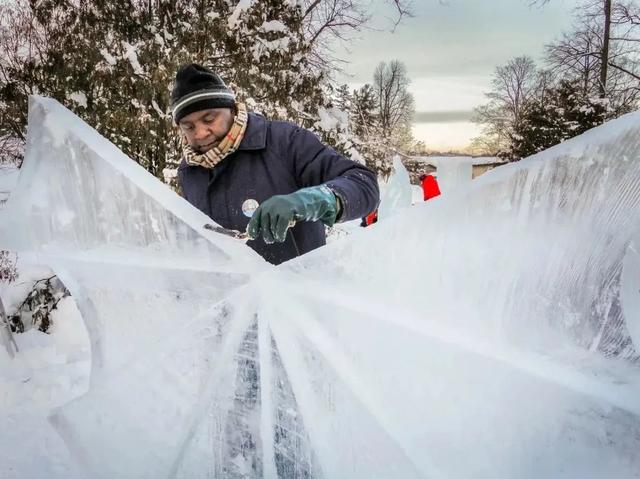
[171,63,236,124]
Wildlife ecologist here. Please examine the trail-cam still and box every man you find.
[173,63,380,265]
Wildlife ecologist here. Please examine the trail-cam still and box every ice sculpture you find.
[378,155,412,220]
[3,96,640,478]
[432,156,473,192]
[622,232,640,349]
[0,96,271,478]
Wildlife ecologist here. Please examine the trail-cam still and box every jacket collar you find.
[237,112,267,151]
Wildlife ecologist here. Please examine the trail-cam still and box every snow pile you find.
[1,96,640,478]
[67,92,87,109]
[314,107,349,133]
[228,0,256,29]
[121,41,144,76]
[0,290,88,479]
[99,48,117,67]
[260,20,288,33]
[162,167,177,185]
[0,293,89,406]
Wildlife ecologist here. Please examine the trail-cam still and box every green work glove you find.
[247,185,340,244]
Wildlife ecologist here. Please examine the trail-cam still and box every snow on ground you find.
[0,294,89,479]
[1,165,90,479]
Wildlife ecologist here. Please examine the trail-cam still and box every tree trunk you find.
[600,0,612,97]
[0,296,18,358]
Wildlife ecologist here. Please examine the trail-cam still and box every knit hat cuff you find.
[172,90,236,123]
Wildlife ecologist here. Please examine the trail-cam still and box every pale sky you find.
[333,0,579,151]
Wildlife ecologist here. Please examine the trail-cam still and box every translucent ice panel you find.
[0,96,263,274]
[5,97,640,478]
[434,156,473,193]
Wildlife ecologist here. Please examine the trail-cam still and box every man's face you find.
[178,107,234,153]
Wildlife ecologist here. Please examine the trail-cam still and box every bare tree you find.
[538,0,640,97]
[547,26,640,112]
[473,56,539,152]
[546,27,602,96]
[613,0,640,24]
[300,0,413,73]
[491,56,538,127]
[601,0,613,95]
[606,0,640,86]
[545,1,640,112]
[574,0,614,96]
[372,60,414,139]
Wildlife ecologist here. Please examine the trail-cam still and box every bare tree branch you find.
[373,60,414,139]
[609,60,640,80]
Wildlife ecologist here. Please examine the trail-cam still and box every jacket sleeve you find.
[288,126,380,222]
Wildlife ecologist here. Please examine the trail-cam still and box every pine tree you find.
[350,83,396,177]
[0,0,329,179]
[335,84,352,112]
[352,84,377,139]
[510,79,611,160]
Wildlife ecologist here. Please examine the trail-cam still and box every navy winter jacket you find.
[178,112,380,265]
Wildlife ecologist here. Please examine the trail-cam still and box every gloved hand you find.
[247,185,340,243]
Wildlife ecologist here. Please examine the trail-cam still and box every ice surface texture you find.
[3,96,640,478]
[378,155,412,220]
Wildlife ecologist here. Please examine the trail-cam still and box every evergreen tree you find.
[0,0,328,179]
[351,84,377,139]
[510,79,611,160]
[335,83,352,112]
[350,83,396,177]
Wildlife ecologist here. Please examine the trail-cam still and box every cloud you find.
[414,110,475,123]
[412,121,481,150]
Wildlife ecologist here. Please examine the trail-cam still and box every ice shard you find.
[3,96,640,478]
[0,96,267,374]
[378,155,412,220]
[432,156,473,193]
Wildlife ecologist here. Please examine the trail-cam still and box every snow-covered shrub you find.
[7,275,69,333]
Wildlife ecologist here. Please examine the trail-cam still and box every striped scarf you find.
[181,103,248,169]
